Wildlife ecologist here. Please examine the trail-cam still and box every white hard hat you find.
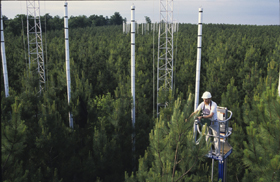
[201,91,212,99]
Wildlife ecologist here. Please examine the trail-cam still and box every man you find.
[194,91,219,155]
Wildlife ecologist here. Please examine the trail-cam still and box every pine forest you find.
[1,13,280,182]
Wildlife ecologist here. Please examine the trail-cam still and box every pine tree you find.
[221,78,245,181]
[126,94,211,181]
[1,97,29,182]
[242,84,280,182]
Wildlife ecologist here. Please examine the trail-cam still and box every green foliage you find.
[1,18,280,181]
[126,94,211,181]
[1,97,29,182]
[109,12,124,25]
[242,85,280,182]
[3,12,125,36]
[145,16,152,24]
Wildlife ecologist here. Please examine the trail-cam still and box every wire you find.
[21,15,27,71]
[20,1,27,71]
[174,23,179,92]
[44,1,48,91]
[1,0,249,1]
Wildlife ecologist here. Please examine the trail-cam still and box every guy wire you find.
[44,1,48,91]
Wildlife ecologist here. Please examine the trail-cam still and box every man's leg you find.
[200,118,211,126]
[209,122,220,155]
[201,118,212,149]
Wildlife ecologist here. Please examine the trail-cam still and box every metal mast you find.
[26,0,45,93]
[194,8,203,111]
[64,2,73,128]
[1,4,9,97]
[131,4,136,152]
[278,71,280,96]
[157,0,174,116]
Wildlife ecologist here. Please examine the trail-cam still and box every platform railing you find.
[194,108,233,158]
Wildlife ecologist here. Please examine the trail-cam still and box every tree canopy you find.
[1,14,280,181]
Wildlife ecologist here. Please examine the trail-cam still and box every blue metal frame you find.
[198,107,233,182]
[218,160,224,181]
[206,147,233,182]
[206,148,232,160]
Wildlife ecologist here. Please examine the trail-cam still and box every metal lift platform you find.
[207,106,233,182]
[194,106,233,182]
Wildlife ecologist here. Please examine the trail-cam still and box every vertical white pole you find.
[131,5,136,152]
[123,21,125,33]
[211,158,214,182]
[1,4,9,97]
[278,71,280,96]
[194,8,203,111]
[64,2,73,128]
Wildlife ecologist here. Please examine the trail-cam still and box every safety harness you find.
[202,101,212,114]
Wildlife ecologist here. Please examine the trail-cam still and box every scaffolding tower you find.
[26,0,45,93]
[1,4,9,97]
[157,0,174,116]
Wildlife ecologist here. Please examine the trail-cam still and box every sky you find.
[1,0,280,25]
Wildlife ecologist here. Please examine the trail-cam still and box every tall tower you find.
[26,0,45,93]
[64,2,73,128]
[1,4,9,97]
[131,4,136,156]
[157,0,174,116]
[278,70,280,97]
[194,8,203,111]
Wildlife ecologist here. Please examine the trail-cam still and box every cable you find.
[174,23,179,92]
[44,1,48,91]
[21,15,27,71]
[20,1,27,71]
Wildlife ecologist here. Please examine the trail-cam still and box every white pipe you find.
[1,4,9,97]
[194,8,203,111]
[127,23,130,34]
[64,2,73,128]
[131,5,136,152]
[123,21,125,33]
[278,71,280,96]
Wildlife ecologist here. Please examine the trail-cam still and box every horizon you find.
[2,1,280,26]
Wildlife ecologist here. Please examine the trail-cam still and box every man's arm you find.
[185,103,203,122]
[185,110,200,122]
[198,112,214,120]
[190,110,198,117]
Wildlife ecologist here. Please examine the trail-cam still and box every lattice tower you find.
[157,0,174,116]
[26,0,45,93]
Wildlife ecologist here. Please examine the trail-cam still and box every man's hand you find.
[197,116,203,121]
